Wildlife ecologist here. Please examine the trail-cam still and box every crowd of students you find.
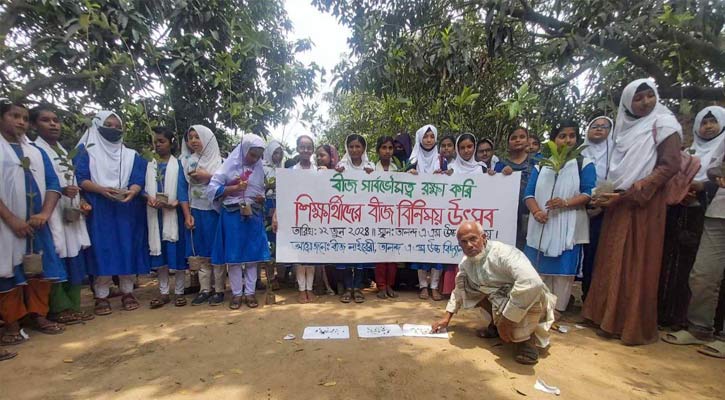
[1,77,724,362]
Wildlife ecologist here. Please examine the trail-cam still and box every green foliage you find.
[539,142,588,175]
[1,0,320,153]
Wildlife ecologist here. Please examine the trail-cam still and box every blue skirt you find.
[410,263,444,271]
[524,245,581,276]
[211,208,271,265]
[186,208,218,258]
[63,251,88,286]
[151,211,188,271]
[0,228,67,292]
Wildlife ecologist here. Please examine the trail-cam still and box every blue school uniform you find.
[0,145,66,292]
[522,161,596,275]
[211,205,270,265]
[150,160,189,271]
[186,208,219,258]
[74,144,150,276]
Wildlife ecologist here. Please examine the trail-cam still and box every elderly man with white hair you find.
[432,221,556,364]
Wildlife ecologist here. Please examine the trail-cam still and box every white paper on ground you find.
[302,326,350,340]
[402,324,449,338]
[357,324,404,338]
[534,378,561,396]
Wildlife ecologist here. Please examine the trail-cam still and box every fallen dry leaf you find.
[231,368,243,375]
[213,374,224,379]
[63,358,73,363]
[320,381,337,387]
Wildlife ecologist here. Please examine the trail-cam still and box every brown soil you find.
[0,278,722,400]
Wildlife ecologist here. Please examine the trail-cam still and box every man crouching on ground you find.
[432,221,556,365]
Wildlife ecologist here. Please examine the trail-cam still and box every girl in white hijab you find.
[449,133,485,174]
[582,116,614,183]
[583,78,683,345]
[658,106,725,330]
[207,134,270,310]
[181,125,226,306]
[335,133,374,172]
[408,124,439,175]
[75,110,148,316]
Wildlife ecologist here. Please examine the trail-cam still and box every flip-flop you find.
[697,341,725,359]
[514,341,539,365]
[661,330,707,345]
[0,332,26,346]
[32,321,65,335]
[0,349,17,361]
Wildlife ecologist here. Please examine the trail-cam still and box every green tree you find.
[1,0,320,152]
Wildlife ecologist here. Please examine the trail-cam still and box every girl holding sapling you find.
[74,110,148,316]
[182,125,225,306]
[146,127,192,308]
[0,99,66,358]
[31,105,94,324]
[208,134,270,310]
[335,134,375,303]
[523,121,595,314]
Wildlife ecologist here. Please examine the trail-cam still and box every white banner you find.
[276,169,520,263]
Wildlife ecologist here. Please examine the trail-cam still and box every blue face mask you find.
[98,126,123,142]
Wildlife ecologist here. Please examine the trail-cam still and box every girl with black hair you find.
[145,127,193,308]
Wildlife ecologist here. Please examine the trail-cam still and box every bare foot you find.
[298,291,308,304]
[306,290,316,303]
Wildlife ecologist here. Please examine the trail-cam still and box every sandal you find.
[431,289,443,301]
[246,295,259,308]
[48,310,82,325]
[514,341,539,365]
[476,325,499,339]
[386,287,398,298]
[0,332,25,346]
[298,291,308,304]
[32,318,65,335]
[121,294,140,311]
[661,330,707,345]
[150,295,171,309]
[174,296,187,307]
[353,289,365,304]
[697,340,725,359]
[340,290,352,303]
[94,299,112,316]
[419,288,429,300]
[0,349,17,361]
[376,290,388,299]
[73,311,95,321]
[229,295,243,310]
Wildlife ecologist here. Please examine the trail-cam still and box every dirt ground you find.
[0,277,723,400]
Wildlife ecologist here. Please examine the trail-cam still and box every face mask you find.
[393,149,408,162]
[98,126,123,142]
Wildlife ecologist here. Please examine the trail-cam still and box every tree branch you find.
[17,64,124,99]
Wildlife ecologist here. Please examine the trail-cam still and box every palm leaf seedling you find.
[19,157,43,275]
[391,156,412,172]
[534,141,587,267]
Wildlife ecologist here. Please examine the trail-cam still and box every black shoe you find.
[191,291,212,306]
[184,285,201,295]
[209,292,224,306]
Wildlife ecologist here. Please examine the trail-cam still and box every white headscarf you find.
[608,79,682,190]
[76,110,137,188]
[207,134,266,209]
[181,124,223,210]
[691,106,725,182]
[34,137,91,258]
[450,134,484,174]
[582,116,614,183]
[337,134,374,171]
[263,140,284,168]
[409,124,439,174]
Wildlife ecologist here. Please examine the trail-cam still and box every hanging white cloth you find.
[526,159,590,257]
[76,110,137,189]
[691,106,725,182]
[582,116,614,183]
[34,137,91,258]
[145,156,180,256]
[409,124,439,174]
[608,79,682,190]
[181,124,223,211]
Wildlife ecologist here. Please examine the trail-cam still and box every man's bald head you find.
[456,221,486,257]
